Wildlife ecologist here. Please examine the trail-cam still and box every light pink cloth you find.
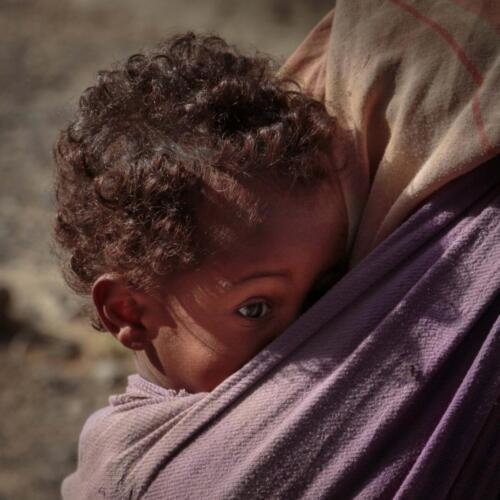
[63,375,205,498]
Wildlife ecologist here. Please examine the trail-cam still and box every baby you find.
[54,32,348,394]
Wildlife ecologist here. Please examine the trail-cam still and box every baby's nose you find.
[299,263,348,314]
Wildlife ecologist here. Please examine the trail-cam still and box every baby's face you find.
[145,179,347,392]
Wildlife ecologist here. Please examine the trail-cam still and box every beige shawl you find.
[280,0,499,266]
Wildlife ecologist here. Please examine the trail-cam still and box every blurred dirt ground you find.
[0,0,332,498]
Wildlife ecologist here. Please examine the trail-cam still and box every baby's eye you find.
[237,301,272,320]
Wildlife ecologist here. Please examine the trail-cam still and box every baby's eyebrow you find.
[232,270,292,286]
[214,271,290,295]
[221,266,339,290]
[216,265,342,294]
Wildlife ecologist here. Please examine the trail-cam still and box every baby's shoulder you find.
[62,374,205,499]
[85,374,204,442]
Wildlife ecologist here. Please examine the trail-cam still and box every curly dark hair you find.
[54,32,338,303]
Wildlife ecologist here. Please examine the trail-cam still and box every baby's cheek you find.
[184,352,245,392]
[156,326,244,392]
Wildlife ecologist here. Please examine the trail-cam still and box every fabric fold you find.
[62,157,500,499]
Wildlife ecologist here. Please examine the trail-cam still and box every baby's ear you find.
[92,275,153,351]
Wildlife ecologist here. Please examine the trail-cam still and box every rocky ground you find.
[0,0,332,498]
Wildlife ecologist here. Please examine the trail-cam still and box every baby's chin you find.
[149,346,249,394]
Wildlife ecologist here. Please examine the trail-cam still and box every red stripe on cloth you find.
[389,0,494,154]
[389,0,483,84]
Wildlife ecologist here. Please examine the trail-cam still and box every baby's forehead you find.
[192,173,340,267]
[197,175,330,222]
[195,179,265,236]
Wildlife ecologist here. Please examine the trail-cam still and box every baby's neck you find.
[134,350,177,390]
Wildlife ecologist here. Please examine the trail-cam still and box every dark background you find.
[0,1,332,498]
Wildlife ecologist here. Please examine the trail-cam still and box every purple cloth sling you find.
[62,157,500,499]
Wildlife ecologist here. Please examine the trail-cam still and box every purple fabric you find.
[62,158,500,499]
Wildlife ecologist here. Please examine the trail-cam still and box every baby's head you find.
[54,33,347,392]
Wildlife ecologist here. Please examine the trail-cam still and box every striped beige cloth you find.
[280,0,500,266]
